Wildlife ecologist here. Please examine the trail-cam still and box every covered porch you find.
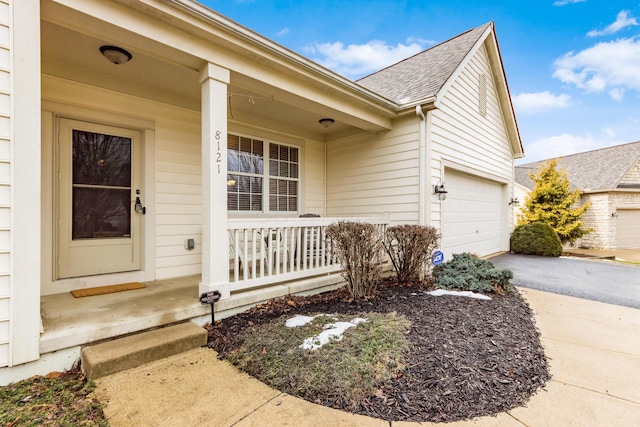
[25,0,397,369]
[39,215,389,354]
[38,0,395,293]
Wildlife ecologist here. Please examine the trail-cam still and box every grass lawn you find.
[0,367,107,426]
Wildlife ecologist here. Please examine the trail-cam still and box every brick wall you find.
[575,191,640,249]
[574,193,612,249]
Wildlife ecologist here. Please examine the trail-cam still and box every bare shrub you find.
[383,224,440,283]
[326,221,384,299]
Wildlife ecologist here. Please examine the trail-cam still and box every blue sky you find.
[202,0,640,164]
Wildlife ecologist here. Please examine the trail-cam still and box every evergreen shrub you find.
[510,222,563,257]
[432,253,513,294]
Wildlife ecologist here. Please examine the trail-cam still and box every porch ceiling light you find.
[100,45,132,64]
[319,118,335,128]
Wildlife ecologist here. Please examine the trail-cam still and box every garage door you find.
[616,209,640,249]
[442,171,504,259]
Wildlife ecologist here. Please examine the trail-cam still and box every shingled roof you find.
[515,141,640,191]
[357,23,491,104]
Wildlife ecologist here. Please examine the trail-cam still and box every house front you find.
[2,0,522,383]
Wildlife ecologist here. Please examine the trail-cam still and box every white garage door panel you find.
[443,171,504,259]
[616,209,640,249]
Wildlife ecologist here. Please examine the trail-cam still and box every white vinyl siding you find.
[326,116,419,223]
[430,43,513,252]
[0,0,10,367]
[303,140,325,214]
[154,114,202,280]
[431,45,513,180]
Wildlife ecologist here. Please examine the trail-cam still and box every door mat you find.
[71,282,146,298]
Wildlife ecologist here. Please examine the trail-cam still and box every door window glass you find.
[71,130,132,239]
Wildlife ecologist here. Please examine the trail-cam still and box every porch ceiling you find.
[41,16,379,141]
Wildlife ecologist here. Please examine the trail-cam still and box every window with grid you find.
[227,135,264,211]
[227,134,299,212]
[269,143,299,212]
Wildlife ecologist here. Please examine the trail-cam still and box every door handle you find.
[135,196,146,215]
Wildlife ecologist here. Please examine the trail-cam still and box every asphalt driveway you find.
[491,253,640,309]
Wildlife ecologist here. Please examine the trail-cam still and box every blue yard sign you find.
[431,250,444,266]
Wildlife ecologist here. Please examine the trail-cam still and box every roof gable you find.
[515,141,640,191]
[357,22,523,158]
[357,23,490,104]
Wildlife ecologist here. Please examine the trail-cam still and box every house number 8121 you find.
[215,130,222,174]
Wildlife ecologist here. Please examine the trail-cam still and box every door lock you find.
[135,196,146,215]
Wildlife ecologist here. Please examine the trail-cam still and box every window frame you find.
[227,132,301,215]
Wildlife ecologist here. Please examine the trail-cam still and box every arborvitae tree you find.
[517,159,592,244]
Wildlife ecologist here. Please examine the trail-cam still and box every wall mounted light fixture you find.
[612,212,618,218]
[509,197,520,207]
[319,118,335,128]
[100,45,132,64]
[434,182,448,200]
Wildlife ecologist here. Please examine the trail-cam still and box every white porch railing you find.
[227,214,390,291]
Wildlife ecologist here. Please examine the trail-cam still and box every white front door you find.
[57,119,142,279]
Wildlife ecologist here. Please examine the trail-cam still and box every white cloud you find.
[553,0,586,6]
[406,36,436,46]
[276,27,290,37]
[553,37,640,99]
[520,133,623,163]
[608,87,625,101]
[512,91,572,114]
[303,39,426,79]
[587,10,638,37]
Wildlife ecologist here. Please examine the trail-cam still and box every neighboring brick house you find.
[515,142,640,249]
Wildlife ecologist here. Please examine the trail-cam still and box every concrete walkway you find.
[92,289,640,426]
[563,248,640,263]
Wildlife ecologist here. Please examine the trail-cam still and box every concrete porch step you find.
[81,322,207,380]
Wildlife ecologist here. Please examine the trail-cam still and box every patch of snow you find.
[285,314,327,328]
[428,289,492,300]
[300,317,368,351]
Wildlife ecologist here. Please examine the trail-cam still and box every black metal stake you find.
[199,290,222,325]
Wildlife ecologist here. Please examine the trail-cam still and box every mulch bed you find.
[206,280,550,423]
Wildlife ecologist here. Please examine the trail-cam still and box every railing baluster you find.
[285,228,291,272]
[311,226,318,268]
[232,230,239,282]
[295,227,302,271]
[303,227,309,270]
[318,226,323,267]
[240,229,247,280]
[251,228,257,279]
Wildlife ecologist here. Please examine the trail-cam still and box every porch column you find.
[199,63,230,299]
[9,0,41,365]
